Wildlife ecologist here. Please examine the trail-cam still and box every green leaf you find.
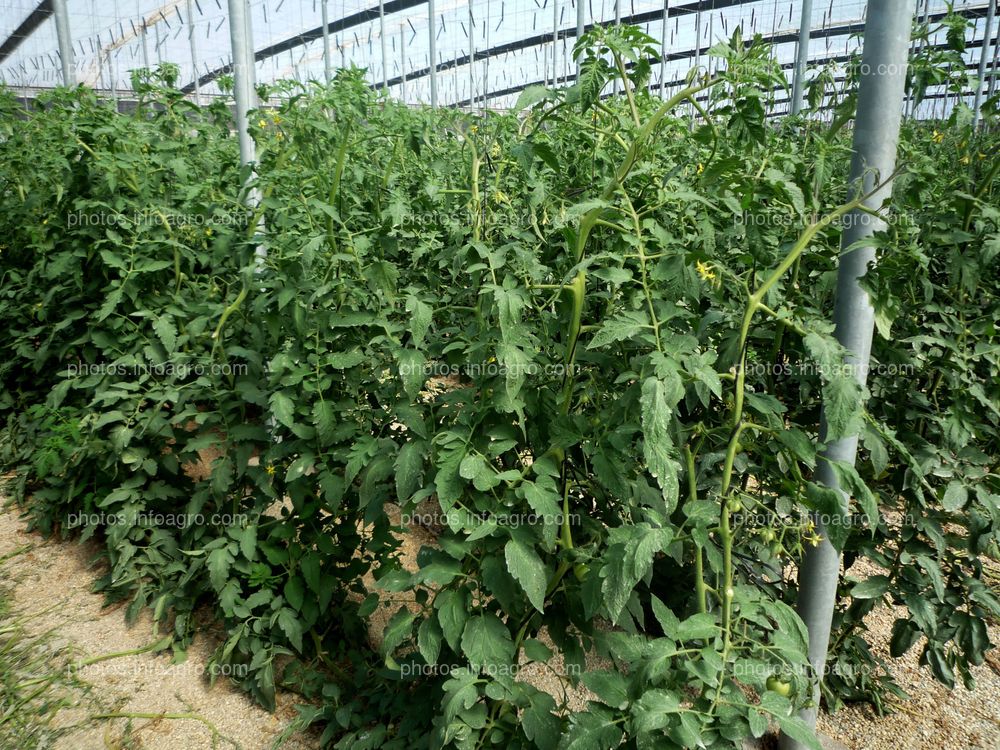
[269,391,296,430]
[395,441,425,502]
[630,689,681,732]
[381,608,416,655]
[153,315,177,353]
[276,607,304,651]
[206,545,234,591]
[284,575,305,611]
[640,376,682,513]
[851,575,891,599]
[397,349,426,398]
[587,310,649,349]
[505,539,548,612]
[601,524,670,623]
[581,671,629,710]
[460,614,513,671]
[942,480,968,511]
[435,589,468,652]
[418,616,443,665]
[313,400,337,446]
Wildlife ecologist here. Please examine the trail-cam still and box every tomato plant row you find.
[0,28,997,750]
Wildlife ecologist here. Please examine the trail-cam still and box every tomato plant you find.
[0,25,997,750]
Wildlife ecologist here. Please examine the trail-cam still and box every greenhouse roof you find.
[0,0,996,111]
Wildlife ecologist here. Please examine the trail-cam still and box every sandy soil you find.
[0,502,313,750]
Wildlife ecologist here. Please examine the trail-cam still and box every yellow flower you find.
[469,125,478,134]
[490,142,501,158]
[205,227,213,237]
[271,115,282,125]
[978,153,986,160]
[257,118,267,128]
[276,132,284,141]
[960,155,970,165]
[265,464,275,476]
[697,163,704,175]
[695,260,716,281]
[492,189,510,205]
[807,534,824,547]
[931,129,944,144]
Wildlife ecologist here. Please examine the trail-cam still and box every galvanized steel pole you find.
[322,0,332,83]
[381,0,389,91]
[52,0,75,85]
[778,2,912,748]
[790,0,814,115]
[973,0,996,129]
[187,0,201,103]
[226,0,265,263]
[659,0,668,98]
[576,0,585,80]
[429,0,438,107]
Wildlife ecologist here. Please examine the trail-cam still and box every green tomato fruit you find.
[766,676,792,697]
[573,563,590,582]
[760,529,776,543]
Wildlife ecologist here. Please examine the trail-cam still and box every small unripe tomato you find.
[760,529,776,543]
[573,563,590,582]
[727,498,743,513]
[766,676,792,697]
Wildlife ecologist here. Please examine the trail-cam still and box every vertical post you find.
[576,0,585,80]
[659,1,669,98]
[973,0,996,129]
[155,23,162,65]
[777,2,912,748]
[990,7,1000,102]
[187,0,201,103]
[52,0,75,85]
[141,22,150,69]
[226,0,265,262]
[613,0,621,94]
[400,25,407,101]
[468,0,475,105]
[322,0,332,83]
[429,0,438,107]
[380,0,389,91]
[552,0,559,86]
[108,51,118,106]
[790,0,814,115]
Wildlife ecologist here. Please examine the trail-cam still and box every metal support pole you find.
[380,0,389,91]
[576,0,585,80]
[141,22,150,69]
[659,0,669,98]
[777,2,912,748]
[552,0,559,86]
[187,0,200,103]
[322,0,332,83]
[400,25,407,101]
[226,0,265,263]
[990,8,1000,102]
[790,0,814,115]
[973,0,996,129]
[429,0,438,107]
[468,0,475,104]
[613,0,621,94]
[52,0,75,85]
[155,23,162,65]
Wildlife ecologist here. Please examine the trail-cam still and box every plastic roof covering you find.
[0,0,995,110]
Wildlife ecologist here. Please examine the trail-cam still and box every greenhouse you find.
[0,0,998,748]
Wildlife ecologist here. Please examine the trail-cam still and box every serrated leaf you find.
[504,539,547,612]
[460,614,513,671]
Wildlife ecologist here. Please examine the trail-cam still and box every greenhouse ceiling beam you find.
[0,0,53,65]
[181,0,759,94]
[455,4,990,108]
